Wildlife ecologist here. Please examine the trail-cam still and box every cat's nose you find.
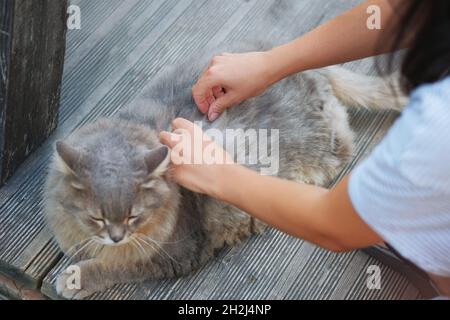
[110,234,124,243]
[108,226,126,243]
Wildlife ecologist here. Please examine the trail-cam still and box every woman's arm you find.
[160,119,383,252]
[193,0,407,121]
[267,0,405,82]
[212,165,382,252]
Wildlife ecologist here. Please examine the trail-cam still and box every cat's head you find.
[52,139,177,246]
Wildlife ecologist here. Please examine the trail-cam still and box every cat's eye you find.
[127,215,140,224]
[90,216,105,225]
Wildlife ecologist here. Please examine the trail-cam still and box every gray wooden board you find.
[0,0,421,299]
[0,0,67,185]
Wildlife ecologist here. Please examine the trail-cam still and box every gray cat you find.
[44,41,404,299]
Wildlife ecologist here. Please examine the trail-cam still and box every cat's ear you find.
[55,141,83,175]
[144,146,170,177]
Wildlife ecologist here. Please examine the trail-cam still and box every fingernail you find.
[207,96,215,105]
[209,112,219,121]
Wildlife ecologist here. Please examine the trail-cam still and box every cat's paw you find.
[56,266,97,300]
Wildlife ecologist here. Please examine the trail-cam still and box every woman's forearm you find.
[214,165,382,251]
[266,0,405,83]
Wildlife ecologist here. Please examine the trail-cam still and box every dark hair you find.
[391,0,450,93]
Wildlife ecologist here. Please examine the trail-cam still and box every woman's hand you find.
[192,51,278,121]
[159,118,236,197]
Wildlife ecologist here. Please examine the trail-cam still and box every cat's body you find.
[45,41,404,299]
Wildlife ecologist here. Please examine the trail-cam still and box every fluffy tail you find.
[323,66,408,112]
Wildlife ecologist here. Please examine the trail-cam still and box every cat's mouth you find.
[96,235,131,247]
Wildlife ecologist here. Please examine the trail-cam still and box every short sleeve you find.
[349,77,450,277]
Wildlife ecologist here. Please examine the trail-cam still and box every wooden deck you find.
[0,0,422,300]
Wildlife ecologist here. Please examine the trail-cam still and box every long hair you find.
[390,0,450,93]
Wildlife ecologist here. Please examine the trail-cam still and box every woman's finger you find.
[172,118,195,131]
[205,88,216,105]
[208,94,236,121]
[159,131,180,149]
[192,86,210,114]
[192,72,222,113]
[212,86,225,98]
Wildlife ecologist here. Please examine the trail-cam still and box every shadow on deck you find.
[0,0,421,300]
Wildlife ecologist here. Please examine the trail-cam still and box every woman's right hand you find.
[192,51,278,121]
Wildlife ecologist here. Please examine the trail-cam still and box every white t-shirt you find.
[349,76,450,277]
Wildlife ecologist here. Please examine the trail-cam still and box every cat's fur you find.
[44,41,405,299]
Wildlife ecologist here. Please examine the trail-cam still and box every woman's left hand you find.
[159,118,235,197]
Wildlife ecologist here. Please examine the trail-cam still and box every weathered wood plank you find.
[0,0,68,186]
[0,0,13,182]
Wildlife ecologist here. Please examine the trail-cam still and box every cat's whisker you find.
[132,237,148,259]
[67,238,95,261]
[64,237,94,257]
[137,235,181,265]
[65,238,93,256]
[129,238,146,261]
[135,233,189,245]
[92,243,103,258]
[135,236,155,253]
[135,237,170,264]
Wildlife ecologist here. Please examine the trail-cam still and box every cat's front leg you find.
[56,259,115,300]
